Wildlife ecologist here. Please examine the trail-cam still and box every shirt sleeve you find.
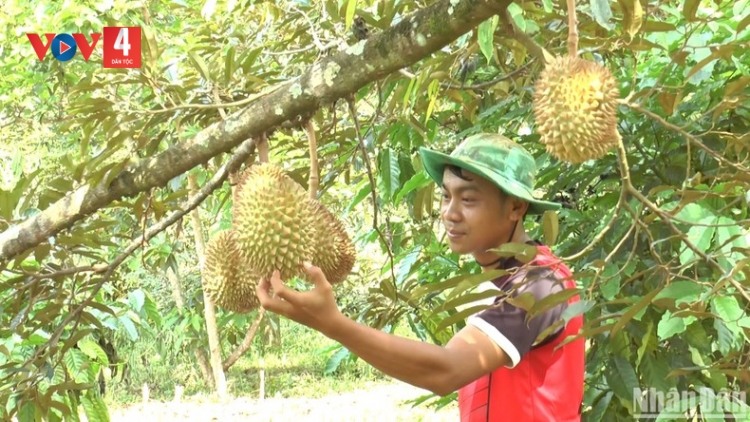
[466,267,569,368]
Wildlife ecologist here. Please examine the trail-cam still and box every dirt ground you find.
[108,381,458,422]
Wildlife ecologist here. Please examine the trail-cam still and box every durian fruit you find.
[202,230,260,313]
[233,163,318,281]
[308,198,356,284]
[533,55,621,164]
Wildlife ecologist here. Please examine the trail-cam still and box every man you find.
[256,133,585,421]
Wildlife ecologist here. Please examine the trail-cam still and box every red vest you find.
[458,245,585,421]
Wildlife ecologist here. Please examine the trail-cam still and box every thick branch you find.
[0,0,513,262]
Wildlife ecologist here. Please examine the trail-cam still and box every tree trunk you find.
[187,173,227,400]
[0,0,513,262]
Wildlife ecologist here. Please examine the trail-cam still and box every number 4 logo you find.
[103,27,141,68]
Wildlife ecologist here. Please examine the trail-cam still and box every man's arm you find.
[256,262,510,396]
[325,316,510,396]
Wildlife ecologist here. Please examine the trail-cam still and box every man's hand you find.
[256,261,344,336]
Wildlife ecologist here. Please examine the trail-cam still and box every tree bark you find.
[187,173,227,399]
[0,0,512,261]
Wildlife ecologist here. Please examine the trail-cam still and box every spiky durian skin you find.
[308,199,356,284]
[233,163,316,281]
[533,56,621,164]
[203,230,260,313]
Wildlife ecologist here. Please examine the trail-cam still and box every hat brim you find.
[418,147,561,215]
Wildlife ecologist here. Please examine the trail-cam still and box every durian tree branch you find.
[306,121,319,199]
[14,138,257,281]
[0,0,514,262]
[17,138,257,377]
[620,99,750,174]
[499,8,551,63]
[566,0,578,56]
[562,133,629,262]
[222,308,267,371]
[347,99,397,284]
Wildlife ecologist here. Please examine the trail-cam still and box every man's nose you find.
[441,200,461,222]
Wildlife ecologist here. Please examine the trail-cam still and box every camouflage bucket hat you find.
[418,133,561,215]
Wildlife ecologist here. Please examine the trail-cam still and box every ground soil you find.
[108,381,458,422]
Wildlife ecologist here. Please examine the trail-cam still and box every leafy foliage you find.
[1,0,749,420]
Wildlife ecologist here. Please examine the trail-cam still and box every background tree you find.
[0,0,748,420]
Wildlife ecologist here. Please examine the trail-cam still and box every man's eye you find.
[462,197,476,203]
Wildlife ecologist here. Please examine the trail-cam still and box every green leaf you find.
[653,280,707,306]
[506,3,526,32]
[617,0,643,40]
[129,289,145,313]
[683,0,700,21]
[658,310,696,340]
[81,390,109,422]
[119,316,139,341]
[347,181,371,212]
[378,148,400,203]
[324,346,351,375]
[600,264,621,301]
[711,295,750,337]
[590,0,614,30]
[588,391,613,422]
[636,321,654,367]
[611,287,663,337]
[488,242,538,263]
[606,356,640,413]
[680,216,716,266]
[395,171,431,205]
[411,269,506,300]
[224,46,235,85]
[436,288,504,313]
[17,401,36,422]
[435,305,489,333]
[528,288,582,319]
[560,299,595,324]
[78,338,109,366]
[187,50,212,82]
[541,210,558,246]
[641,353,675,394]
[714,319,735,355]
[477,15,499,64]
[64,349,90,384]
[345,0,357,30]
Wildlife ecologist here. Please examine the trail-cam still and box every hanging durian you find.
[308,198,356,284]
[532,0,620,164]
[202,229,260,313]
[533,56,620,164]
[233,162,318,281]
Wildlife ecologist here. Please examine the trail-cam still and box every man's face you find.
[440,167,522,260]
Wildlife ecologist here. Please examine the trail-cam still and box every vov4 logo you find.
[26,27,142,69]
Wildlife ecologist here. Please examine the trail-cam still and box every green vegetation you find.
[1,0,749,421]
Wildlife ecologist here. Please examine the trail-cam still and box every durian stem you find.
[500,8,551,63]
[567,0,578,57]
[305,121,319,199]
[257,133,269,163]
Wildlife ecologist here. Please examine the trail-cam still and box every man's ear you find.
[511,198,530,220]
